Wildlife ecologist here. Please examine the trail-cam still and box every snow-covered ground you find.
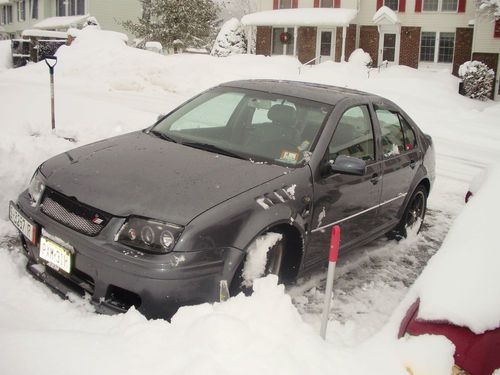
[1,28,500,374]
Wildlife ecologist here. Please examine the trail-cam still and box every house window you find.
[31,0,38,19]
[1,5,13,24]
[420,32,436,61]
[384,0,399,11]
[57,0,86,16]
[320,0,334,7]
[17,0,26,22]
[423,0,458,11]
[438,32,455,62]
[279,0,293,8]
[272,27,295,56]
[420,31,455,63]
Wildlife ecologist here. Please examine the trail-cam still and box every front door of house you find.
[317,29,335,63]
[378,31,399,66]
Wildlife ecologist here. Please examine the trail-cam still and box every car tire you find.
[229,233,285,296]
[390,185,428,240]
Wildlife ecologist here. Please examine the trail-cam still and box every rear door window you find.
[375,109,405,158]
[399,115,417,151]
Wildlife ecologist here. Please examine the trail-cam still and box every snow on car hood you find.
[39,131,286,225]
[415,163,500,334]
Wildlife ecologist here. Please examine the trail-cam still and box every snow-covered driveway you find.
[1,30,500,374]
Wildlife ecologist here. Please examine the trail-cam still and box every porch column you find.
[247,26,252,54]
[341,26,347,62]
[293,26,298,57]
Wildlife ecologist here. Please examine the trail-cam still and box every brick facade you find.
[297,27,317,64]
[359,26,379,66]
[334,24,357,62]
[256,26,272,56]
[399,27,420,69]
[452,27,474,76]
[471,52,499,99]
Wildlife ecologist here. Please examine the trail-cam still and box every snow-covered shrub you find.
[458,60,495,101]
[348,48,372,67]
[211,18,247,57]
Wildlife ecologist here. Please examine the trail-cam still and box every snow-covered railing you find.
[367,60,389,78]
[298,56,321,75]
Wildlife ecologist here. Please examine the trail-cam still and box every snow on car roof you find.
[416,164,500,334]
[33,15,89,30]
[241,8,358,27]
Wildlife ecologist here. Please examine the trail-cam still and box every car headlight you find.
[116,216,183,254]
[28,170,45,205]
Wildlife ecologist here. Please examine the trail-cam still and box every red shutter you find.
[495,19,500,38]
[458,0,466,12]
[415,0,422,12]
[292,0,298,7]
[376,0,383,9]
[334,0,341,7]
[314,0,319,7]
[399,0,406,12]
[273,0,279,9]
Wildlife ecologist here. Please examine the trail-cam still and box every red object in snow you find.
[329,225,340,262]
[398,299,500,375]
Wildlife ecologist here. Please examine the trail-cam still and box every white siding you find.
[473,17,500,53]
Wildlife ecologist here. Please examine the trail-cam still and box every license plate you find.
[9,202,36,244]
[40,236,72,274]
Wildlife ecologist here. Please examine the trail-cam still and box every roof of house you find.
[33,15,89,30]
[241,8,358,27]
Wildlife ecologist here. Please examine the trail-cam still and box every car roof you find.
[220,79,382,106]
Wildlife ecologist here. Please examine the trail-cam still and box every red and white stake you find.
[320,225,340,339]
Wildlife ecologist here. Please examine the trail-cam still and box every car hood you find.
[40,131,286,225]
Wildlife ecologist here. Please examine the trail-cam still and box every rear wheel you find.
[391,185,427,239]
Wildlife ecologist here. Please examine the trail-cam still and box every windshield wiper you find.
[149,130,178,143]
[181,142,247,160]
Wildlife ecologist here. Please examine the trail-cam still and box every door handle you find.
[409,160,417,169]
[370,173,381,185]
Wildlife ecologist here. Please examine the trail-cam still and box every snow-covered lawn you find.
[1,29,499,374]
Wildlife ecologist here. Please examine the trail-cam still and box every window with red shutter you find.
[457,0,466,12]
[334,0,341,7]
[314,0,320,7]
[495,19,500,38]
[415,0,422,12]
[399,0,406,12]
[377,0,384,10]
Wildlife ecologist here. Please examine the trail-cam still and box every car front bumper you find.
[13,190,244,319]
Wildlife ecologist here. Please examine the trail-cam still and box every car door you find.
[373,105,420,225]
[305,104,382,270]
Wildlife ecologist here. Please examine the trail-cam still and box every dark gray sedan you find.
[9,80,435,318]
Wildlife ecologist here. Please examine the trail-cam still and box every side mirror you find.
[328,155,366,176]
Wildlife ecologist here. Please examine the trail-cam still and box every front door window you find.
[383,33,396,62]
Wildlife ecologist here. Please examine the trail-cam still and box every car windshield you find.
[151,87,332,167]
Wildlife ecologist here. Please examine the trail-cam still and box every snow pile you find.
[458,60,495,101]
[0,40,12,71]
[211,18,247,57]
[348,48,372,67]
[242,232,282,286]
[416,164,500,334]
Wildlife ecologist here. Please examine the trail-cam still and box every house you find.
[0,0,141,41]
[243,0,476,77]
[470,16,500,99]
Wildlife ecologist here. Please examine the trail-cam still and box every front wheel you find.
[391,185,427,239]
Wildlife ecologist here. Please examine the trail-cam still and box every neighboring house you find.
[0,0,141,40]
[244,0,476,76]
[471,16,500,99]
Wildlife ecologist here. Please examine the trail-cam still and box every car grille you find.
[41,189,111,236]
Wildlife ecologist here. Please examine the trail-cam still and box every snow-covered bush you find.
[348,48,372,67]
[211,18,247,57]
[476,0,500,19]
[458,60,495,101]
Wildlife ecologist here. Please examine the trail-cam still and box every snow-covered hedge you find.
[458,60,494,101]
[211,18,247,57]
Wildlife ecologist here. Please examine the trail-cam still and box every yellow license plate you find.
[39,236,72,274]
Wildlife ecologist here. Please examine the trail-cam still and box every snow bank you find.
[416,164,500,334]
[0,39,12,71]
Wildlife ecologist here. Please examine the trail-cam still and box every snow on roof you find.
[372,6,399,24]
[33,15,89,30]
[242,8,358,27]
[21,29,68,39]
[0,0,12,4]
[416,164,500,334]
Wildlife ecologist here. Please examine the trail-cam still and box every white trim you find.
[311,193,408,233]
